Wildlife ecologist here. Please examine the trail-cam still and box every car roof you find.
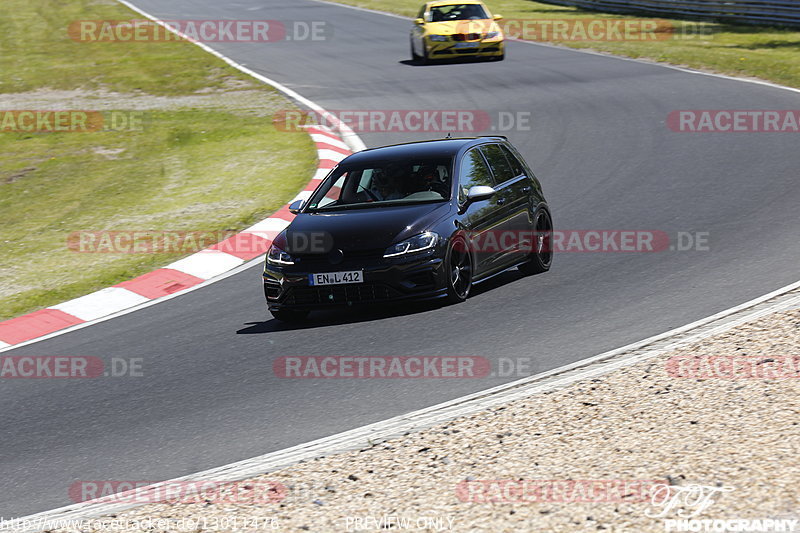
[427,0,486,7]
[341,137,507,165]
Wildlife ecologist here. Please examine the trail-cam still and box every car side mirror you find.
[414,17,425,24]
[493,14,503,20]
[288,199,304,214]
[460,185,496,212]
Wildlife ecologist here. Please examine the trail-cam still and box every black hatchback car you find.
[263,136,552,321]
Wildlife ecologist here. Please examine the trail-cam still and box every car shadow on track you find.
[398,57,500,67]
[236,269,528,334]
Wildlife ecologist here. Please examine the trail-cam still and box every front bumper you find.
[427,39,504,59]
[263,253,448,310]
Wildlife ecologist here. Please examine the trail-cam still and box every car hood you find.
[284,202,452,255]
[424,20,500,36]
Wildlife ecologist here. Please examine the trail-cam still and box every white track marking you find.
[166,250,245,280]
[313,168,332,180]
[317,148,349,162]
[243,217,292,235]
[310,134,350,150]
[49,288,150,322]
[291,190,314,203]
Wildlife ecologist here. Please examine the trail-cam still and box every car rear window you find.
[479,144,516,184]
[498,144,525,177]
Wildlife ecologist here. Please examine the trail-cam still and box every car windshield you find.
[429,4,489,21]
[305,157,453,212]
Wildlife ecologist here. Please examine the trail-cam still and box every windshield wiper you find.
[309,199,446,213]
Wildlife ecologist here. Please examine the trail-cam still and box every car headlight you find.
[383,232,439,258]
[485,31,501,40]
[428,34,448,42]
[267,244,295,265]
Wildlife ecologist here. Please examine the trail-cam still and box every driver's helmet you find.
[462,5,485,18]
[418,164,438,184]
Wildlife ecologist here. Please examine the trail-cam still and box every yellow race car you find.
[410,1,505,63]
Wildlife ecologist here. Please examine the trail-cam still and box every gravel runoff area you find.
[0,83,285,116]
[46,307,800,533]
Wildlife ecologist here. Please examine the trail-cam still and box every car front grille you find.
[452,33,482,41]
[283,283,401,306]
[434,46,500,55]
[293,249,383,270]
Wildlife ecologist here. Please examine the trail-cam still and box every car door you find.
[479,143,529,265]
[457,146,508,276]
[501,142,544,250]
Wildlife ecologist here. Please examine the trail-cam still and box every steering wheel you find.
[429,181,449,197]
[357,185,380,202]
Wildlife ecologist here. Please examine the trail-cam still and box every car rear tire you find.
[519,209,553,275]
[446,236,473,303]
[270,308,309,322]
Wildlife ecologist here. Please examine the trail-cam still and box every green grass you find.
[339,0,800,88]
[0,0,266,95]
[0,0,317,320]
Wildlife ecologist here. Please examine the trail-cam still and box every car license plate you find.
[309,271,363,286]
[454,42,479,48]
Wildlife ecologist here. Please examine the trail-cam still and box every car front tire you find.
[410,38,420,62]
[417,39,430,65]
[446,236,473,303]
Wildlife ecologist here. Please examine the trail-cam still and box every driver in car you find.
[372,165,406,201]
[410,164,448,197]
